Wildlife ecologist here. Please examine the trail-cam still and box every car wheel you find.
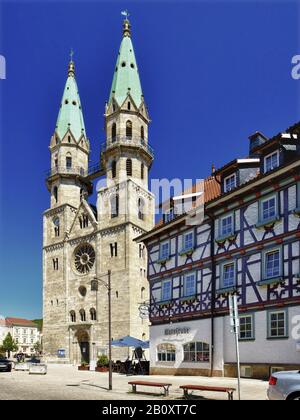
[287,393,300,400]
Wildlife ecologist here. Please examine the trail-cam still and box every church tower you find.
[96,16,154,356]
[43,17,154,364]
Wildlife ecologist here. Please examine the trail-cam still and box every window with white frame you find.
[161,279,172,301]
[220,213,234,237]
[260,195,277,222]
[264,249,281,279]
[268,310,287,338]
[224,174,237,193]
[239,315,254,340]
[264,151,279,173]
[221,262,235,288]
[157,343,176,362]
[160,241,170,260]
[182,230,194,251]
[183,342,210,362]
[184,272,196,297]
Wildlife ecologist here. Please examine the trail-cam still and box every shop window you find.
[157,343,176,362]
[183,342,210,362]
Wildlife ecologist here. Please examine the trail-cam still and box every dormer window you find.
[264,150,279,173]
[224,173,236,193]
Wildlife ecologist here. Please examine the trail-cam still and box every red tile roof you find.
[155,175,220,228]
[5,318,38,328]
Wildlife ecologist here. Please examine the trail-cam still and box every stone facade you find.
[43,21,154,365]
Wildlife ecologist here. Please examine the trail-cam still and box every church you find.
[42,17,154,364]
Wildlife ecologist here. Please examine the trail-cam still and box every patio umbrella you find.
[110,335,149,348]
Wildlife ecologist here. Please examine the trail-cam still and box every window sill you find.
[256,216,280,229]
[257,277,283,287]
[215,233,236,244]
[157,300,172,308]
[267,336,289,341]
[239,338,255,342]
[179,247,194,256]
[179,295,197,304]
[157,257,170,264]
[216,286,237,296]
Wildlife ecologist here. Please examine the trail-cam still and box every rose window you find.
[74,244,95,274]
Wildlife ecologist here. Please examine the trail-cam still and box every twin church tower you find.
[43,18,154,363]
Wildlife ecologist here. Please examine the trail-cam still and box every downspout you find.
[208,213,216,377]
[209,169,220,377]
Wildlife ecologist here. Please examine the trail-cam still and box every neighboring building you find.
[43,18,154,364]
[5,318,40,354]
[138,122,300,380]
[0,318,9,347]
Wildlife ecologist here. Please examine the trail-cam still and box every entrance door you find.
[80,341,90,364]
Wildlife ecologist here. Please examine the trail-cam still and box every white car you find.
[268,371,300,400]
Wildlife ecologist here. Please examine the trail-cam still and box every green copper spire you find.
[109,17,143,107]
[55,58,86,141]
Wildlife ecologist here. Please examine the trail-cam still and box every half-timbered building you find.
[137,121,300,379]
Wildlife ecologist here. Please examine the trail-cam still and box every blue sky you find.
[0,0,299,319]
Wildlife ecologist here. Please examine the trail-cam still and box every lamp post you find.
[93,270,112,391]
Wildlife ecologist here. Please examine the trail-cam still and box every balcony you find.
[46,163,105,181]
[46,166,87,179]
[101,136,154,159]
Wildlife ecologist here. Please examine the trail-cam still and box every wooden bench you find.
[180,384,236,400]
[128,380,172,397]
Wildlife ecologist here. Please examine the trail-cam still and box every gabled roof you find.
[109,19,143,108]
[5,318,38,328]
[55,60,86,141]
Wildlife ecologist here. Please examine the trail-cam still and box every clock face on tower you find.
[73,243,95,274]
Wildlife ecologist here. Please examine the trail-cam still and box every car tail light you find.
[269,376,277,386]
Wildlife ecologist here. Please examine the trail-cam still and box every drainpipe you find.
[208,213,216,377]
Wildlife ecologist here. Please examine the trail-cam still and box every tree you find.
[0,333,18,357]
[33,341,41,354]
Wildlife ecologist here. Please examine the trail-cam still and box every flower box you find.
[78,365,90,371]
[29,363,47,375]
[257,277,283,287]
[15,362,30,371]
[179,247,194,257]
[95,366,109,372]
[256,216,280,230]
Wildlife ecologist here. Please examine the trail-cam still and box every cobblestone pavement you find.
[0,364,268,400]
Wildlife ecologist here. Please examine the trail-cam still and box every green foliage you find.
[32,319,43,331]
[97,354,109,368]
[33,342,41,352]
[0,332,18,355]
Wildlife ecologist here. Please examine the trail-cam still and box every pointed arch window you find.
[138,197,145,220]
[111,123,117,142]
[111,194,119,218]
[127,102,131,111]
[79,309,86,322]
[141,126,144,141]
[111,160,117,178]
[126,159,132,176]
[90,308,97,321]
[70,311,76,323]
[126,120,132,139]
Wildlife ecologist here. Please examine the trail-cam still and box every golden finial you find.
[121,10,131,37]
[68,48,75,76]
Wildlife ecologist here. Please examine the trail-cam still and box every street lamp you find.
[93,270,112,391]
